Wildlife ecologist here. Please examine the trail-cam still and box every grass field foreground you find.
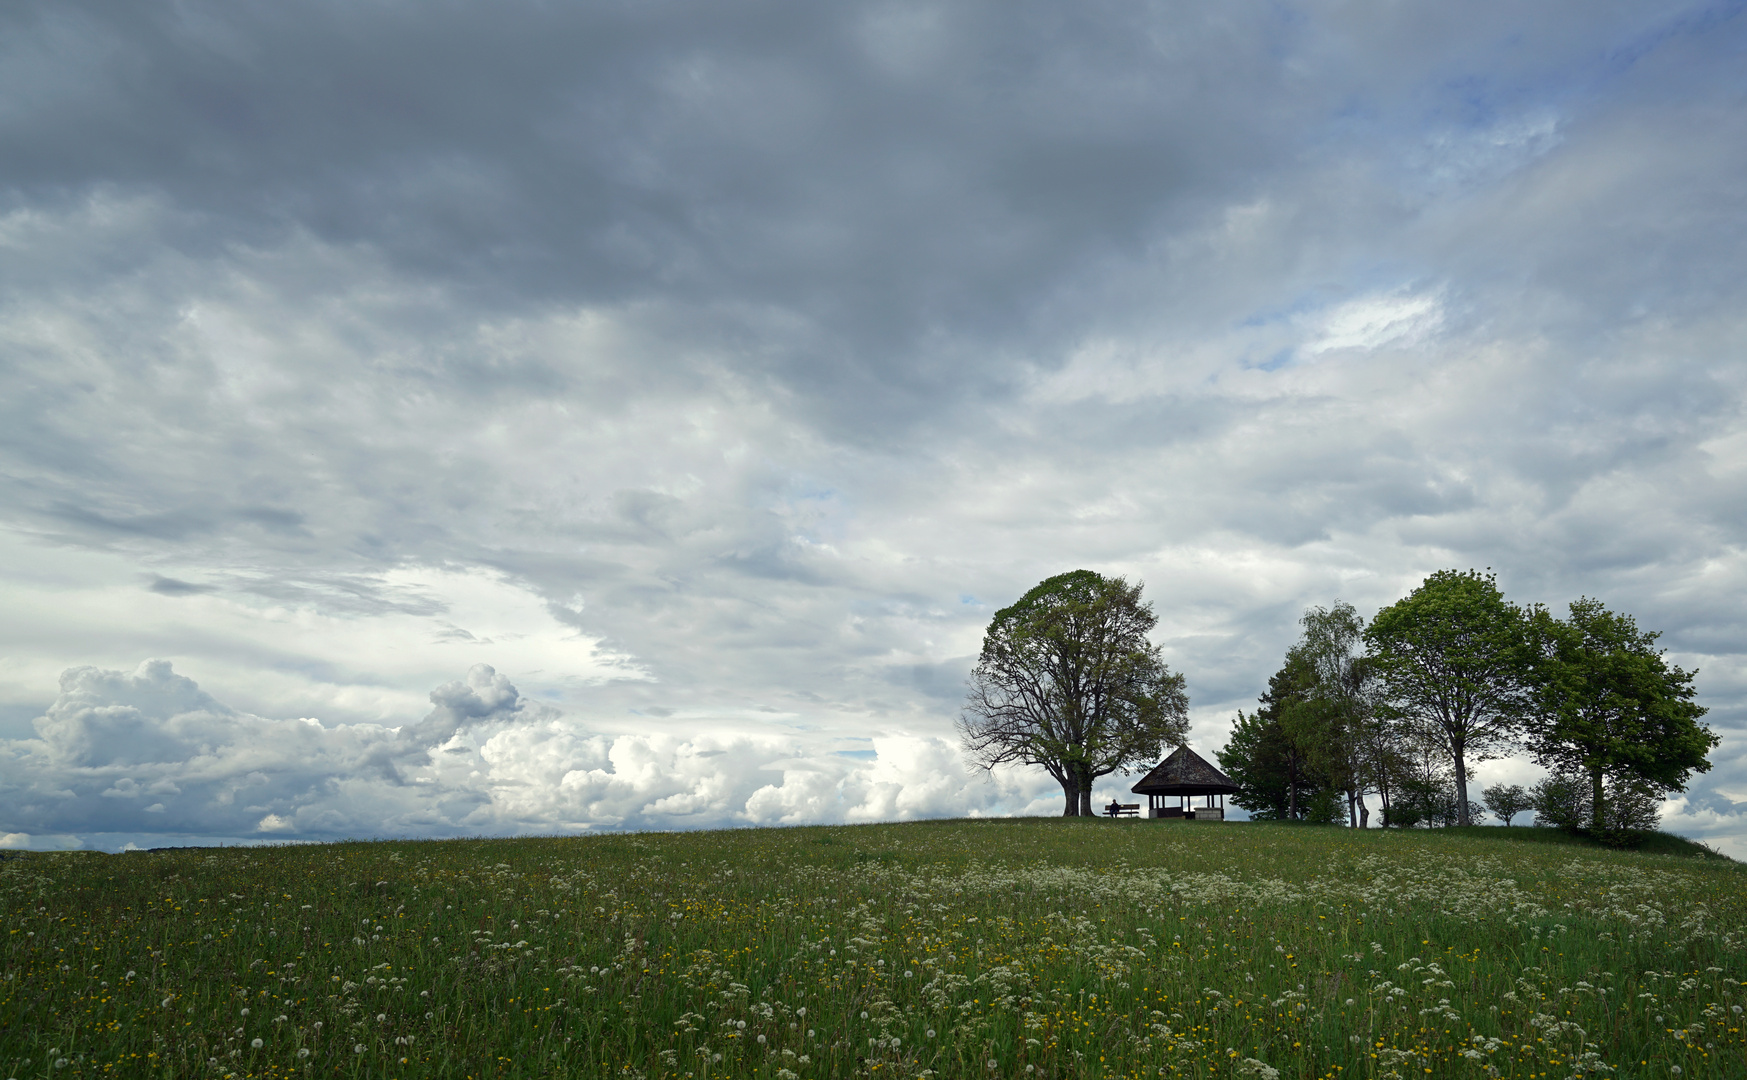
[3,819,1744,1079]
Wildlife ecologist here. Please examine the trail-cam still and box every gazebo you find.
[1131,745,1238,821]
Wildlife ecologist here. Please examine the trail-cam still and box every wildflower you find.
[377,1014,387,1023]
[354,1045,366,1055]
[757,1035,767,1045]
[250,1039,264,1050]
[240,1008,250,1017]
[861,1011,869,1020]
[796,1007,806,1017]
[297,1049,310,1059]
[987,1060,998,1070]
[927,1030,936,1039]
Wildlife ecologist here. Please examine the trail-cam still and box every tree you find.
[1364,569,1527,826]
[1530,770,1663,832]
[1481,782,1532,826]
[1521,598,1717,834]
[1291,602,1377,827]
[1219,708,1308,820]
[1218,651,1325,821]
[959,570,1190,816]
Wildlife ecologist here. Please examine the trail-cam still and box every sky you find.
[2,0,1745,856]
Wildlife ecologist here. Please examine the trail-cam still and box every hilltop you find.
[3,818,1742,1078]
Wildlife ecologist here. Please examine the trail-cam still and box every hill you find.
[2,819,1743,1078]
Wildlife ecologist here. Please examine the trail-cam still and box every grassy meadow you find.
[2,819,1743,1080]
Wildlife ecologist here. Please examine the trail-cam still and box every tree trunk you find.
[1452,743,1471,826]
[1357,794,1370,829]
[1347,788,1358,829]
[1077,763,1095,817]
[1060,773,1080,816]
[1590,764,1605,833]
[1285,752,1298,820]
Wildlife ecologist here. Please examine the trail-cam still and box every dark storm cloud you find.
[4,0,1723,429]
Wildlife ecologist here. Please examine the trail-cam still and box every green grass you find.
[3,820,1744,1079]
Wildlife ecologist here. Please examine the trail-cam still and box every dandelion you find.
[297,1049,310,1059]
[250,1039,263,1050]
[757,1035,767,1045]
[927,1029,936,1039]
[987,1059,998,1070]
[860,1011,869,1020]
[377,1013,387,1023]
[240,1008,250,1017]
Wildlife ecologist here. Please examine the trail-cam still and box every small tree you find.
[1365,569,1527,826]
[1530,770,1663,832]
[959,570,1190,816]
[1530,773,1589,829]
[1481,782,1532,826]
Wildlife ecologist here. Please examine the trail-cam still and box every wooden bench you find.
[1104,802,1140,818]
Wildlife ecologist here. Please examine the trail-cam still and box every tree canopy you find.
[1363,569,1526,826]
[959,570,1189,816]
[1522,597,1717,833]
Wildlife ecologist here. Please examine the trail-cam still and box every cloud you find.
[0,661,1066,846]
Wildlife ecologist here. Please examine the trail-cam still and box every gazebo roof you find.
[1130,745,1237,796]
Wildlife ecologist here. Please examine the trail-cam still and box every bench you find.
[1104,802,1140,817]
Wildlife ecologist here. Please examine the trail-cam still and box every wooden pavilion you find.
[1131,745,1238,820]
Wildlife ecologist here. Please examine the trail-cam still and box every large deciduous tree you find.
[959,570,1190,816]
[1363,569,1527,826]
[1522,598,1716,833]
